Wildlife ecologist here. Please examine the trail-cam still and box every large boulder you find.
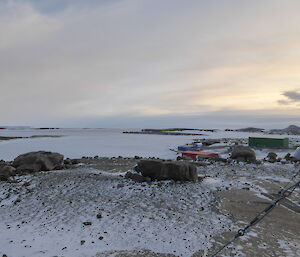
[0,165,16,181]
[13,151,64,173]
[231,145,256,163]
[136,160,198,182]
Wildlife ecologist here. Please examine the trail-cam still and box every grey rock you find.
[231,145,256,163]
[13,151,64,173]
[136,160,198,182]
[0,165,16,181]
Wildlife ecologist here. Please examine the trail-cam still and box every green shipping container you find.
[248,137,289,148]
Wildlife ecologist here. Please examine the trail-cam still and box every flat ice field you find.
[0,128,197,161]
[0,128,299,161]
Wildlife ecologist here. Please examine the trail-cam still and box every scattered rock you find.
[136,160,198,182]
[231,145,256,163]
[13,151,64,173]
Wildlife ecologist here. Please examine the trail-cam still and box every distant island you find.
[268,125,300,135]
[124,125,300,136]
[0,135,62,141]
[123,128,216,136]
[0,126,31,130]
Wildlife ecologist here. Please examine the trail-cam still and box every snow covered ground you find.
[0,162,299,257]
[0,168,231,257]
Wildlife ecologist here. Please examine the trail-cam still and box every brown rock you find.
[136,160,198,182]
[231,145,256,163]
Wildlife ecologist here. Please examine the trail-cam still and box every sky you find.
[1,0,300,128]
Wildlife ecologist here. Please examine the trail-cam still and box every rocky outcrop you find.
[13,151,64,173]
[136,160,198,182]
[0,165,16,181]
[231,145,256,163]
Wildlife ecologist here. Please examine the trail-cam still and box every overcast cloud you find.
[283,90,300,101]
[1,0,300,128]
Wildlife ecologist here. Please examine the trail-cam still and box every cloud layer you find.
[278,89,300,107]
[1,0,300,127]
